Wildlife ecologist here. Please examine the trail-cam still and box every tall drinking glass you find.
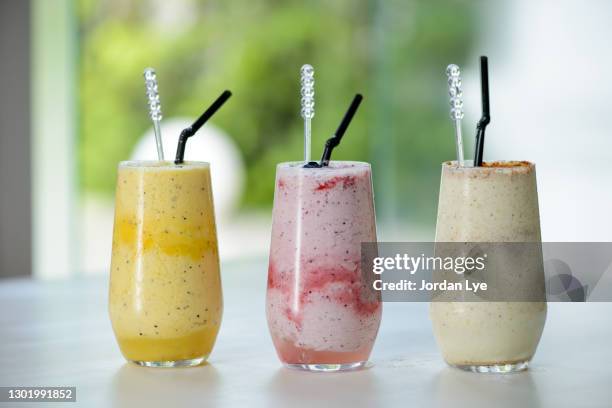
[109,161,222,367]
[430,161,547,373]
[266,161,382,372]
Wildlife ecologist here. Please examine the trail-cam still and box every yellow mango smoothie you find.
[109,161,222,367]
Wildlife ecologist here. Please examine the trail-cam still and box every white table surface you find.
[1,259,611,408]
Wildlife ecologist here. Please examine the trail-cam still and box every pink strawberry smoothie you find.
[266,161,381,366]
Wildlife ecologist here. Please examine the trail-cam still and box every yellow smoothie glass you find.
[109,160,222,367]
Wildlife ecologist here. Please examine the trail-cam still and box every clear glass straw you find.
[300,64,315,163]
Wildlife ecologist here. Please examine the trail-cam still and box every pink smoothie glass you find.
[266,161,382,372]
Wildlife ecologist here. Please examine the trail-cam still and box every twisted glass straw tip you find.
[300,64,315,120]
[144,67,162,122]
[446,64,464,121]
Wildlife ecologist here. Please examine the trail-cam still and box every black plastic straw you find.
[474,56,490,167]
[174,90,232,164]
[318,94,363,167]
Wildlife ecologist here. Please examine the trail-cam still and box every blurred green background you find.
[78,0,476,227]
[3,0,609,279]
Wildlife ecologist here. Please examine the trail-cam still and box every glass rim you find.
[277,160,371,168]
[442,160,535,173]
[118,160,210,169]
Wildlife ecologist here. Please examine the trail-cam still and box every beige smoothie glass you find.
[109,161,222,367]
[430,160,547,373]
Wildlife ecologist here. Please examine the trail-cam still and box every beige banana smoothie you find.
[430,161,547,373]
